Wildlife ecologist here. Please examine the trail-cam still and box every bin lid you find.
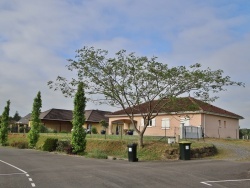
[179,141,192,144]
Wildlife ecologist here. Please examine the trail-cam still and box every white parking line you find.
[201,179,250,186]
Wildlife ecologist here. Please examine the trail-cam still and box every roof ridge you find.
[42,108,53,119]
[86,110,94,121]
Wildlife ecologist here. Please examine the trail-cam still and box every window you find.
[161,118,170,129]
[224,121,226,128]
[141,118,155,127]
[218,120,221,128]
[180,118,189,126]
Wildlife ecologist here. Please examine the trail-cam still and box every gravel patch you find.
[207,140,250,161]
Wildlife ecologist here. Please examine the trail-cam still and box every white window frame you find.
[180,117,190,126]
[141,118,155,127]
[161,118,170,129]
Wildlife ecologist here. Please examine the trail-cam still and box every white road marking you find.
[0,160,27,174]
[201,182,212,186]
[0,159,36,187]
[0,173,26,176]
[201,179,250,186]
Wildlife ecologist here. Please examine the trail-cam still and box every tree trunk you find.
[138,133,144,148]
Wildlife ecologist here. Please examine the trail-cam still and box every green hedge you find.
[42,138,58,152]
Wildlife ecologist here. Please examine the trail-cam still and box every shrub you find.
[42,138,58,152]
[40,125,48,133]
[56,140,71,152]
[10,141,29,149]
[86,149,108,159]
[47,128,57,133]
[65,144,76,155]
[91,127,98,134]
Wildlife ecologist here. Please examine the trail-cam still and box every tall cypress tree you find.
[0,100,10,146]
[28,91,42,148]
[71,82,86,154]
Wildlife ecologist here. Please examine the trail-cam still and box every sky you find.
[0,0,250,128]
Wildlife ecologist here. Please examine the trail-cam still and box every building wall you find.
[202,114,239,139]
[42,120,72,132]
[109,114,202,137]
[83,122,104,134]
[29,120,105,134]
[109,113,240,138]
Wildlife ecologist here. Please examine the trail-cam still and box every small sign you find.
[129,148,132,152]
[185,145,189,150]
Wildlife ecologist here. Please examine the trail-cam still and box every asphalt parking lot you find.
[1,147,250,188]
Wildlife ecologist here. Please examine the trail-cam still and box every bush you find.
[86,149,108,159]
[42,138,58,152]
[10,141,28,149]
[56,140,71,152]
[65,144,76,155]
[91,127,98,134]
[40,125,48,133]
[47,128,57,133]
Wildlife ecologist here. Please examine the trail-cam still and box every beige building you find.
[20,109,110,133]
[107,97,243,139]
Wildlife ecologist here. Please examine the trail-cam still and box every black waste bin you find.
[179,141,191,160]
[127,143,138,162]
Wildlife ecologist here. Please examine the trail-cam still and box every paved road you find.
[1,147,250,188]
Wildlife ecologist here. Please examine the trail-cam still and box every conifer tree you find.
[28,91,42,148]
[0,100,10,146]
[71,82,87,154]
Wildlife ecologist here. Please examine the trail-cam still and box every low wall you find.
[164,145,217,160]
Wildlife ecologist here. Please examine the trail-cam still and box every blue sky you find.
[0,0,250,128]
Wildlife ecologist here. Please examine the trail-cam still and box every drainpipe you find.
[203,113,206,136]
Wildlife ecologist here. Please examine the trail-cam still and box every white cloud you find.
[0,0,249,128]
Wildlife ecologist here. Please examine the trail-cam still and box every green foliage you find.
[91,126,98,134]
[47,128,57,133]
[48,47,244,147]
[239,129,250,138]
[40,124,48,133]
[42,138,58,152]
[0,100,10,146]
[12,111,21,121]
[56,139,71,152]
[100,120,108,129]
[71,82,87,154]
[10,141,29,149]
[28,91,42,148]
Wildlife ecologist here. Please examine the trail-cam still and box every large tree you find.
[48,46,244,147]
[71,82,87,154]
[28,91,42,148]
[0,100,10,146]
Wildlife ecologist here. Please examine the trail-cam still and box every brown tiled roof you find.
[110,97,243,119]
[18,114,31,125]
[41,109,72,121]
[22,109,111,123]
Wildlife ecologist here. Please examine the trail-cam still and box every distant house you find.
[21,109,111,133]
[107,97,243,139]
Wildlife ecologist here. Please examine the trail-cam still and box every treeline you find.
[239,129,250,138]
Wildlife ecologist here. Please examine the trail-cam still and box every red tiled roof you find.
[109,97,243,119]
